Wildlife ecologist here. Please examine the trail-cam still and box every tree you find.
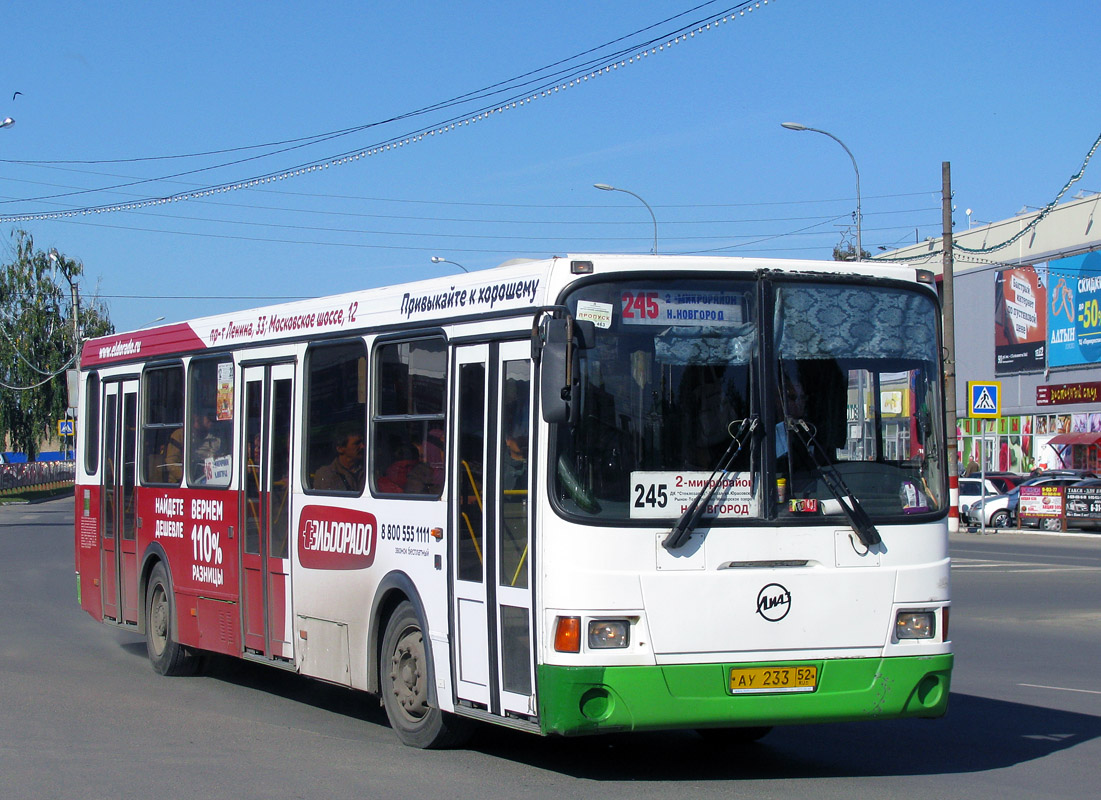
[0,231,113,459]
[832,244,872,262]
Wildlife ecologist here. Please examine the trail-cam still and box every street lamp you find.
[781,122,863,260]
[0,117,14,130]
[594,183,658,255]
[430,256,469,273]
[47,249,81,361]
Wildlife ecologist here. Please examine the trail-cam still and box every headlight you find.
[896,610,936,639]
[587,619,630,649]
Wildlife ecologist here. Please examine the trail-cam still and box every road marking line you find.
[1019,683,1101,696]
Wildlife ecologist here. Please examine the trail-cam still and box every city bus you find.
[73,254,952,748]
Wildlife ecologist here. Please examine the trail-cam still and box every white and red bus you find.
[74,254,952,747]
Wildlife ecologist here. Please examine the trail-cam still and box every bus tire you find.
[381,600,471,749]
[146,562,201,677]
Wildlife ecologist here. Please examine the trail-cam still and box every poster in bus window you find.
[216,362,234,420]
[1048,252,1101,368]
[994,267,1046,374]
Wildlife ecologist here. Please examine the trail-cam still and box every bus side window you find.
[141,365,185,485]
[187,359,234,488]
[84,372,100,475]
[304,340,367,495]
[371,338,446,497]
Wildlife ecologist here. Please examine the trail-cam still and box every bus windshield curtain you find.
[775,286,936,360]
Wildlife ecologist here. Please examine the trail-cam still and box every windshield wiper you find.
[663,417,759,551]
[785,417,882,549]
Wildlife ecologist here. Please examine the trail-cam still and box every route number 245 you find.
[621,291,659,320]
[634,482,669,509]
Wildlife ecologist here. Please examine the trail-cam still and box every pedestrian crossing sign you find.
[967,381,1001,418]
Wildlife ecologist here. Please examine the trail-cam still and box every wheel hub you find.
[390,629,427,719]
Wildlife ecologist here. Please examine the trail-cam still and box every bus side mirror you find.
[535,317,594,426]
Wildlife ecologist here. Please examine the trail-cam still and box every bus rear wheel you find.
[381,600,471,749]
[146,562,201,676]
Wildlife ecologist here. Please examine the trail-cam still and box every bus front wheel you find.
[381,600,471,748]
[145,562,201,676]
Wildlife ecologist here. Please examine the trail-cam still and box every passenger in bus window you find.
[188,407,227,484]
[382,442,435,494]
[313,423,366,492]
[159,406,220,484]
[776,369,808,461]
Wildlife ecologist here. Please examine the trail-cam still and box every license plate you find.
[728,665,818,694]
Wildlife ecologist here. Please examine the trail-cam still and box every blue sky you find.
[2,1,1097,332]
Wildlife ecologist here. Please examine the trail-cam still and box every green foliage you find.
[0,231,113,459]
[832,244,872,262]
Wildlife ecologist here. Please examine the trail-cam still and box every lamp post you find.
[0,117,14,130]
[48,249,80,362]
[430,256,469,273]
[594,183,658,255]
[781,122,863,260]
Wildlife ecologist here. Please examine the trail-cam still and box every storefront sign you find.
[1036,381,1101,406]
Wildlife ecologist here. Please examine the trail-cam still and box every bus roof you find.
[80,254,920,368]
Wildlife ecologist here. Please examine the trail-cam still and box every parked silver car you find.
[966,472,1096,528]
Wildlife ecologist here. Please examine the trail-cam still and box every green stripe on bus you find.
[537,654,953,736]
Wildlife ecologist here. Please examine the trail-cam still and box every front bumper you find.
[537,654,953,736]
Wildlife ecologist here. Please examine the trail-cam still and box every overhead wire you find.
[0,1,775,222]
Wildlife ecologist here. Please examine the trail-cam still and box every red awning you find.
[1046,432,1101,446]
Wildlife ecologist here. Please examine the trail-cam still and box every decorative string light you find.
[0,1,775,224]
[879,129,1101,263]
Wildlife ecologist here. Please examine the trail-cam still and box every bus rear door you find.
[240,363,296,661]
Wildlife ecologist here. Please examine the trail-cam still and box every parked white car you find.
[958,477,1000,519]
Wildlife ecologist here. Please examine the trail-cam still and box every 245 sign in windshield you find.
[629,471,757,519]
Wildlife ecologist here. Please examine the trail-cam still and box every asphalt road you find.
[2,498,1099,800]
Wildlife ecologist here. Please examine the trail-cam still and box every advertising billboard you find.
[1048,251,1101,368]
[994,267,1046,374]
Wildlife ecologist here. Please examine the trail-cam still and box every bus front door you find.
[240,363,296,661]
[100,379,139,625]
[452,341,535,719]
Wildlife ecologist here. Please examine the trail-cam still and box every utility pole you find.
[941,162,960,532]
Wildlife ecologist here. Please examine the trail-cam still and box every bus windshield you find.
[552,277,946,524]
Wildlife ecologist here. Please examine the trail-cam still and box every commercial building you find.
[882,192,1101,474]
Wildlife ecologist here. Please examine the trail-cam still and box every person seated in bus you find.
[189,406,227,484]
[313,423,365,492]
[775,368,808,462]
[382,442,436,494]
[159,406,222,484]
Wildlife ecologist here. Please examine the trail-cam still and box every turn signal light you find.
[554,616,581,652]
